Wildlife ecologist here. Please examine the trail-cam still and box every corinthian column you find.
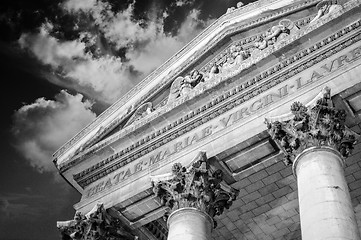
[266,87,360,240]
[152,152,239,240]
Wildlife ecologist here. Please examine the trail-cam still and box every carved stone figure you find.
[310,0,343,23]
[152,152,239,227]
[57,203,137,240]
[168,76,184,103]
[189,69,204,87]
[124,102,153,127]
[253,35,269,50]
[237,1,244,8]
[226,6,236,13]
[265,23,290,43]
[266,87,359,165]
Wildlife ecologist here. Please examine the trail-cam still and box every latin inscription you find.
[85,45,361,198]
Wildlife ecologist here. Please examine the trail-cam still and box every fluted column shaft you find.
[167,208,213,240]
[293,146,360,240]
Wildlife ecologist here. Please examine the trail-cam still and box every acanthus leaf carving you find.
[266,87,359,165]
[57,203,137,240]
[152,152,239,227]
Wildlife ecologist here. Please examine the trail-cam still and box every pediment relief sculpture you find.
[124,102,153,127]
[310,0,343,24]
[167,18,299,105]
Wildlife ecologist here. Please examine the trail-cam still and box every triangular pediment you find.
[54,0,361,195]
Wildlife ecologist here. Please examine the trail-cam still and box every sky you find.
[0,0,251,239]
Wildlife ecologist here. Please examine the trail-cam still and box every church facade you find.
[55,0,361,239]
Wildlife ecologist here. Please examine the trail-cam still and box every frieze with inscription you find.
[82,39,361,197]
[59,7,361,175]
[76,23,361,193]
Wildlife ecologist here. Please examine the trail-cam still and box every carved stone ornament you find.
[151,151,239,227]
[265,87,359,165]
[57,203,137,240]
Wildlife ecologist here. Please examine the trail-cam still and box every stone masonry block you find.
[354,170,361,180]
[242,191,262,204]
[275,175,295,188]
[345,162,361,175]
[272,227,291,238]
[240,201,258,213]
[239,211,255,221]
[265,215,282,225]
[349,179,361,191]
[227,209,241,222]
[248,170,269,183]
[255,193,276,206]
[252,204,272,216]
[272,186,293,198]
[279,166,292,178]
[346,174,356,183]
[265,161,285,175]
[245,181,265,193]
[231,177,251,189]
[225,221,237,231]
[262,172,282,185]
[269,196,289,208]
[282,199,298,211]
[258,182,279,195]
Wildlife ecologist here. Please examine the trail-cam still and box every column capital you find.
[152,151,239,227]
[57,203,137,240]
[266,87,359,165]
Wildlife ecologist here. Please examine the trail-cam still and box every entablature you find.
[53,0,326,168]
[59,0,361,188]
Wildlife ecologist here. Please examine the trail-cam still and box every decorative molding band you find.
[74,20,361,187]
[53,0,320,161]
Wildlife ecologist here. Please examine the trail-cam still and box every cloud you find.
[0,193,46,221]
[18,26,137,103]
[18,1,215,103]
[65,55,136,103]
[63,0,97,12]
[110,8,215,73]
[18,26,86,68]
[11,91,96,173]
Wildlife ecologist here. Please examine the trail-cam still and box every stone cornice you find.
[73,18,361,188]
[53,0,321,164]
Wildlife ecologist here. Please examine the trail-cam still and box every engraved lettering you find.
[149,151,163,165]
[113,171,124,184]
[310,70,323,82]
[134,161,143,173]
[320,59,337,73]
[104,178,113,189]
[250,98,263,112]
[202,125,213,138]
[351,46,361,60]
[174,141,183,153]
[122,168,132,180]
[219,113,233,127]
[337,54,352,68]
[190,133,200,145]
